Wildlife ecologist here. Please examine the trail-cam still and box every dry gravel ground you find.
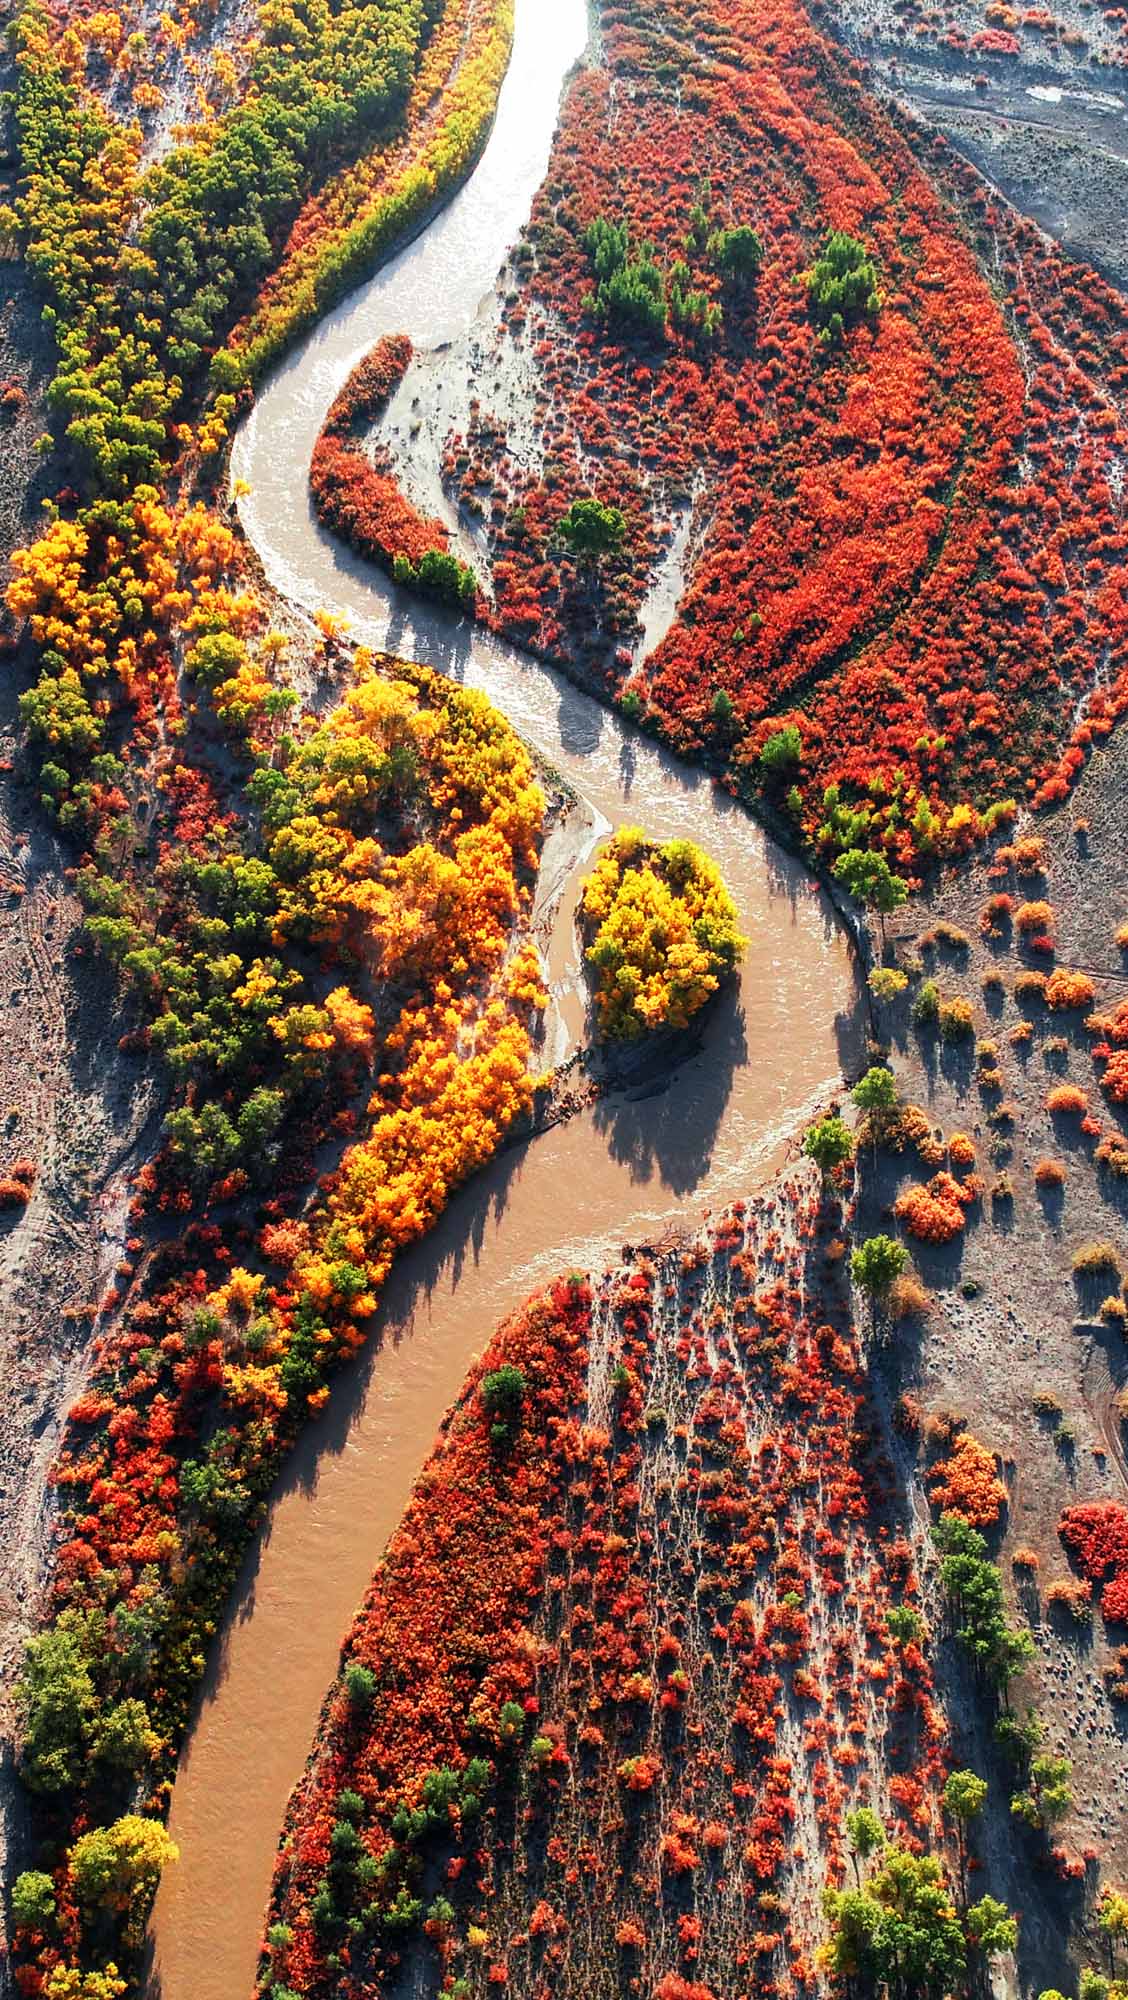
[852,729,1128,1981]
[821,0,1128,290]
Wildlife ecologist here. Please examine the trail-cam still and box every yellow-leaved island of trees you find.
[579,827,745,1039]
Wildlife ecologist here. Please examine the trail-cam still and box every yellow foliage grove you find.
[580,826,745,1038]
[164,651,549,1396]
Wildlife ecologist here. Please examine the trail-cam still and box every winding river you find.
[146,4,860,1994]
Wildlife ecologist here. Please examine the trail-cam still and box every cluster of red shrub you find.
[1060,1503,1128,1624]
[410,0,1128,868]
[311,334,459,574]
[1086,982,1128,1107]
[262,1177,950,1998]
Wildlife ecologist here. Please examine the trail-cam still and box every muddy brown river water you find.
[146,3,860,1993]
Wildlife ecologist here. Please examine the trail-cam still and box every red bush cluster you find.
[1060,1503,1128,1625]
[261,1178,949,1998]
[311,334,458,573]
[1086,985,1128,1105]
[396,0,1128,869]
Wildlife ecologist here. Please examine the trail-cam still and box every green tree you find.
[19,665,104,761]
[759,724,802,782]
[344,1662,376,1711]
[708,223,763,286]
[498,1700,526,1746]
[583,218,666,338]
[942,1768,988,1902]
[415,547,476,609]
[710,688,737,738]
[802,1112,855,1185]
[912,977,941,1029]
[11,1870,57,1931]
[17,1610,102,1794]
[93,1697,159,1777]
[805,231,881,346]
[870,965,909,1004]
[852,1064,899,1156]
[933,1516,1035,1692]
[852,1065,898,1122]
[584,215,630,279]
[822,1844,966,1999]
[1011,1751,1073,1831]
[70,1815,177,1939]
[481,1364,526,1444]
[851,1234,908,1320]
[668,264,722,342]
[163,1101,242,1182]
[845,1806,886,1885]
[885,1604,925,1647]
[833,847,907,944]
[557,498,627,560]
[994,1710,1042,1770]
[966,1894,1018,1964]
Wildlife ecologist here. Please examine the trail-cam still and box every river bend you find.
[147,4,859,1993]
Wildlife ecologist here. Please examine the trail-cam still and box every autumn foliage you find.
[8,653,548,1996]
[894,1170,976,1245]
[928,1433,1007,1531]
[354,0,1128,875]
[1,0,547,1991]
[262,1179,950,1998]
[311,334,475,600]
[1060,1504,1128,1626]
[579,827,744,1038]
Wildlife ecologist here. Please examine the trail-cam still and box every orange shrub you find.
[1046,1084,1088,1114]
[1045,1577,1092,1624]
[1034,1157,1066,1187]
[1014,970,1048,1003]
[979,892,1014,935]
[1014,836,1047,876]
[895,1169,973,1243]
[928,1432,1007,1529]
[890,1273,931,1319]
[1016,899,1054,935]
[1045,968,1095,1011]
[1087,997,1128,1043]
[1102,1050,1128,1104]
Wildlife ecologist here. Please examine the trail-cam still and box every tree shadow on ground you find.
[590,982,748,1197]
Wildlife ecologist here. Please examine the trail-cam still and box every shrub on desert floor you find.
[895,1170,976,1244]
